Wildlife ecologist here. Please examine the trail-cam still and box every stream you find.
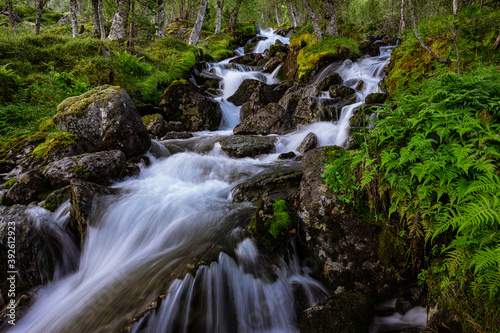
[9,29,414,333]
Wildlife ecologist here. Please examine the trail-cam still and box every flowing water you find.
[10,31,412,333]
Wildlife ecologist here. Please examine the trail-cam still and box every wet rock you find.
[69,179,118,246]
[43,186,71,212]
[206,88,223,97]
[359,40,380,57]
[278,84,305,114]
[262,53,287,73]
[267,40,289,58]
[229,53,263,66]
[158,80,222,132]
[195,71,222,90]
[428,305,463,333]
[278,151,296,160]
[42,150,126,188]
[249,194,297,254]
[227,79,283,106]
[299,293,373,333]
[315,73,343,91]
[329,85,356,100]
[164,121,185,132]
[244,36,267,53]
[275,27,297,38]
[297,133,318,154]
[53,85,151,158]
[365,92,388,105]
[2,170,48,205]
[293,97,338,125]
[277,46,299,81]
[161,132,194,140]
[240,101,264,120]
[296,146,406,299]
[231,170,302,203]
[355,80,365,91]
[218,135,276,158]
[0,205,75,303]
[142,114,167,138]
[233,103,295,135]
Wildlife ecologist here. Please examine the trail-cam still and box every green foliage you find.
[267,200,294,238]
[31,131,78,158]
[3,178,17,189]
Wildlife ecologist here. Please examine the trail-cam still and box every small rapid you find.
[10,29,402,333]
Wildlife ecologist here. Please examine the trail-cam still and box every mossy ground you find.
[31,131,78,159]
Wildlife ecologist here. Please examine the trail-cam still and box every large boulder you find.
[227,79,283,106]
[42,150,126,188]
[293,97,340,125]
[329,85,356,100]
[53,85,151,158]
[314,73,343,91]
[218,135,276,158]
[231,170,302,203]
[158,80,222,132]
[233,103,295,135]
[1,170,49,205]
[142,114,167,138]
[68,179,118,247]
[277,46,300,81]
[299,293,373,333]
[297,132,318,154]
[240,101,264,120]
[296,146,407,300]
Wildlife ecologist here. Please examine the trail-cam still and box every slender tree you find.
[98,0,106,38]
[229,0,243,32]
[287,0,297,27]
[35,0,50,35]
[215,0,223,35]
[188,0,207,45]
[92,0,102,36]
[129,0,135,47]
[302,0,322,42]
[274,0,281,27]
[494,29,500,50]
[324,0,338,36]
[70,0,79,38]
[156,2,166,38]
[400,0,405,33]
[7,0,19,35]
[408,0,450,63]
[108,0,130,41]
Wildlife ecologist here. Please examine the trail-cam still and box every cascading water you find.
[10,30,409,333]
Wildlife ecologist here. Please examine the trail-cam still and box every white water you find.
[11,31,400,333]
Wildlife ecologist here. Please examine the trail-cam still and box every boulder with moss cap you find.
[53,85,151,158]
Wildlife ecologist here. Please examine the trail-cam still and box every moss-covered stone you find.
[55,85,122,119]
[43,186,71,212]
[38,118,56,132]
[31,131,79,159]
[3,178,18,189]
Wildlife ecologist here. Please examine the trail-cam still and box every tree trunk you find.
[493,29,500,50]
[287,1,297,27]
[293,0,301,25]
[229,0,243,32]
[108,0,129,41]
[408,0,450,63]
[7,0,19,35]
[35,0,47,35]
[274,0,281,28]
[324,0,338,36]
[400,0,405,33]
[156,3,166,38]
[70,0,79,38]
[261,7,265,27]
[215,0,223,35]
[128,0,135,47]
[302,0,322,42]
[188,0,207,45]
[60,0,63,12]
[92,0,101,36]
[98,0,106,38]
[452,0,458,17]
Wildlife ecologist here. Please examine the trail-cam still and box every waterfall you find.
[10,31,402,333]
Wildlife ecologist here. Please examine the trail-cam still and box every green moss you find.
[38,119,55,132]
[31,131,78,159]
[0,132,48,161]
[3,178,17,189]
[55,85,121,118]
[43,186,70,212]
[142,113,161,126]
[266,200,295,238]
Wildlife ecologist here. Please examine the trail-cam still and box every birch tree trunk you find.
[60,0,63,12]
[108,0,129,41]
[7,0,19,35]
[324,0,338,36]
[188,0,207,45]
[92,0,101,36]
[215,0,223,35]
[494,29,500,50]
[287,0,297,27]
[302,0,322,42]
[156,3,166,38]
[35,0,47,35]
[70,0,79,38]
[274,0,281,28]
[261,7,266,27]
[293,0,300,25]
[452,0,458,17]
[98,0,106,38]
[128,0,135,47]
[400,0,405,33]
[408,0,450,63]
[229,0,243,32]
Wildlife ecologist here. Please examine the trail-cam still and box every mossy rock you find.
[38,119,56,132]
[43,186,71,212]
[249,196,297,253]
[31,131,79,159]
[3,178,18,189]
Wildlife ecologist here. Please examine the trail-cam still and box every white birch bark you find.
[302,0,322,42]
[287,1,297,28]
[188,0,207,45]
[7,0,19,35]
[70,0,79,38]
[324,0,338,36]
[156,2,166,38]
[215,0,223,35]
[274,0,281,27]
[108,0,129,41]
